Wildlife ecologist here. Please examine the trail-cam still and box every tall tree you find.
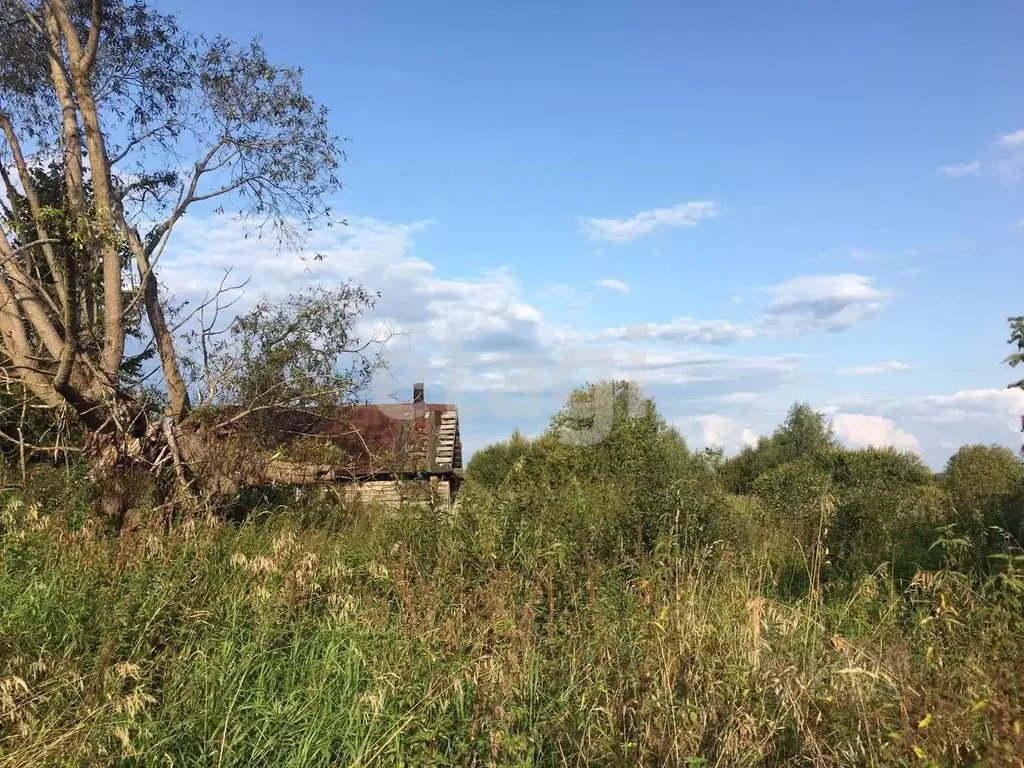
[0,1,357,514]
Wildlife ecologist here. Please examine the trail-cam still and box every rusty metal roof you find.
[204,379,461,480]
[218,400,460,479]
[317,402,460,477]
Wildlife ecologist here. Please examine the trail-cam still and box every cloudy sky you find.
[159,0,1024,467]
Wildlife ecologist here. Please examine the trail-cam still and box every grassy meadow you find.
[0,388,1022,766]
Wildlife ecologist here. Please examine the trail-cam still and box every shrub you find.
[469,381,694,557]
[4,468,1024,766]
[465,429,533,490]
[748,447,951,586]
[3,396,1024,764]
[827,446,934,488]
[751,457,833,543]
[943,444,1024,562]
[719,402,837,493]
[827,448,947,580]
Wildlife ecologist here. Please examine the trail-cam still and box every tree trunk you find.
[82,404,172,531]
[81,404,368,532]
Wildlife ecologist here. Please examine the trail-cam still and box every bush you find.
[719,402,837,493]
[943,444,1024,562]
[747,447,951,586]
[465,429,533,490]
[544,381,691,520]
[751,457,832,541]
[827,448,947,580]
[2,465,1024,765]
[827,445,934,488]
[505,381,693,554]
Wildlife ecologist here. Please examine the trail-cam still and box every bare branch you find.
[4,237,62,260]
[109,119,178,166]
[145,137,228,253]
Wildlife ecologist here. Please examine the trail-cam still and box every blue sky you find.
[159,0,1024,466]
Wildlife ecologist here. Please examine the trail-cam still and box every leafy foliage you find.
[187,283,384,413]
[1,0,358,513]
[1,448,1023,765]
[1006,314,1024,460]
[1,1,191,137]
[943,444,1024,562]
[718,402,837,493]
[545,381,692,527]
[825,449,946,580]
[1,162,154,378]
[465,429,532,490]
[1007,315,1024,391]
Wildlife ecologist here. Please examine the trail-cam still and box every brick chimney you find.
[412,382,426,422]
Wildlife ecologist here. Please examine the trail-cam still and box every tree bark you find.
[125,226,192,421]
[81,399,161,527]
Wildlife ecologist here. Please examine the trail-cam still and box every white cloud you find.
[829,389,1024,429]
[597,317,758,345]
[596,278,630,293]
[833,413,921,453]
[693,414,759,453]
[938,161,980,178]
[162,221,893,403]
[1015,220,1024,231]
[623,352,802,388]
[592,273,893,344]
[994,129,1024,183]
[162,214,556,391]
[714,391,759,404]
[906,389,1024,430]
[580,201,719,243]
[824,388,1024,466]
[942,130,1024,185]
[900,267,922,277]
[157,215,912,459]
[159,214,823,458]
[761,273,892,333]
[998,129,1024,148]
[836,361,912,376]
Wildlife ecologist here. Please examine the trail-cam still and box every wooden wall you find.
[343,476,454,509]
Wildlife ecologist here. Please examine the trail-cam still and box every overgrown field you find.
[1,391,1023,766]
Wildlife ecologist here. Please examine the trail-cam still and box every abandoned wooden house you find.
[257,382,464,508]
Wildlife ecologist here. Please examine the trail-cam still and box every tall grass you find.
[1,480,1022,767]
